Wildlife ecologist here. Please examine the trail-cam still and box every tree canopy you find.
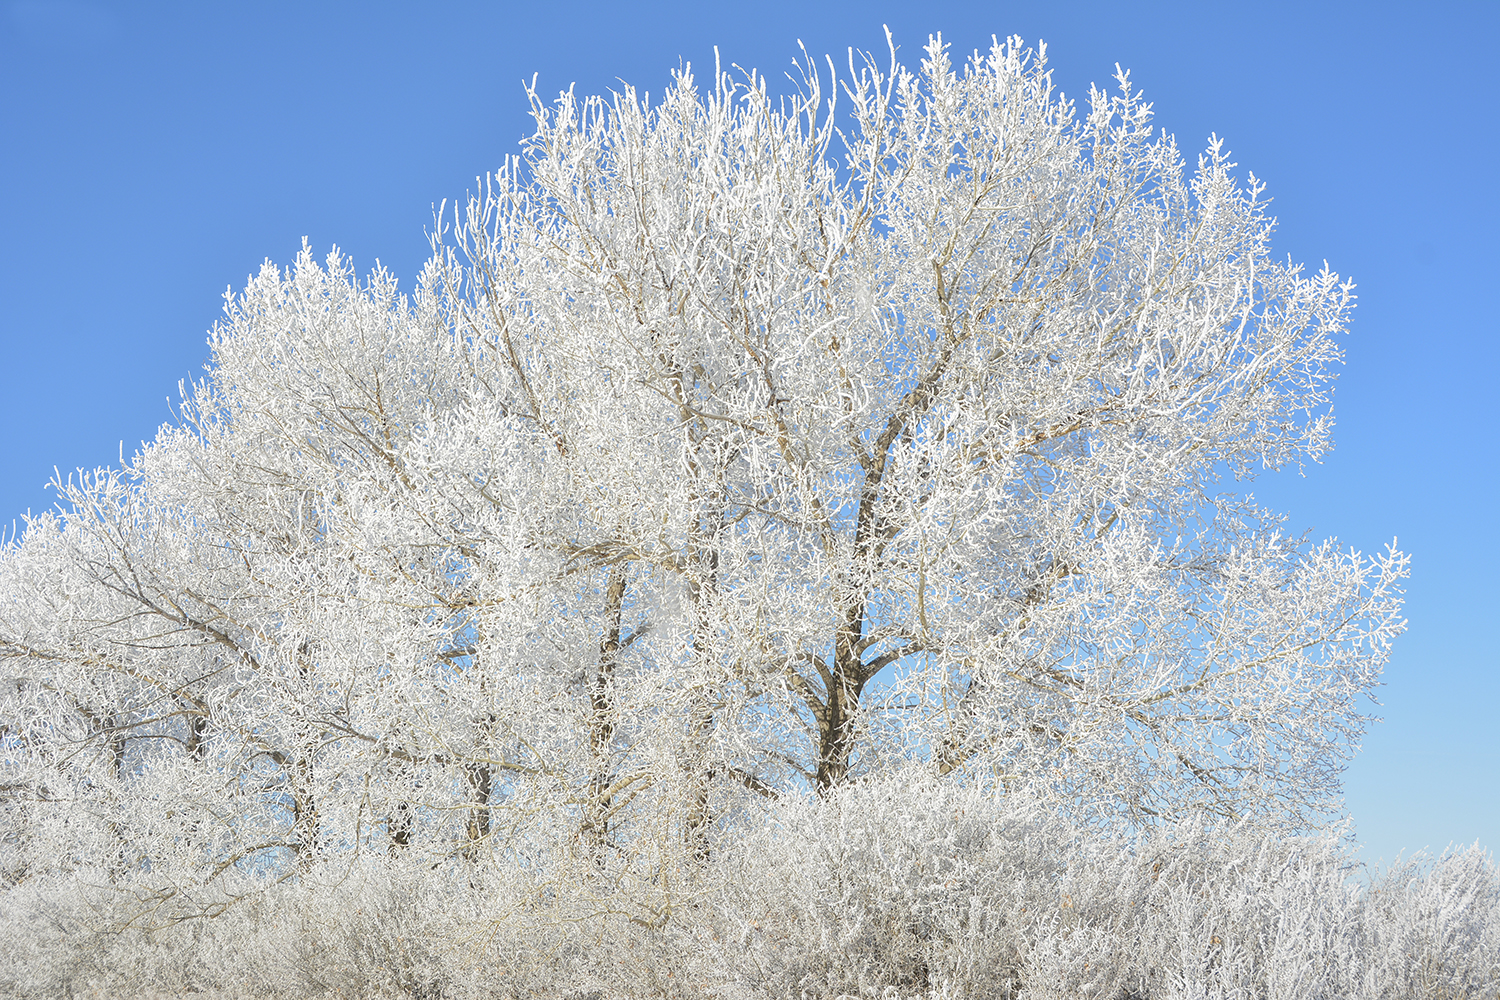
[0,35,1405,907]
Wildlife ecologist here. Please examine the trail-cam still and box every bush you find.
[3,776,1494,999]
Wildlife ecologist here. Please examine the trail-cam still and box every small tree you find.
[0,33,1405,911]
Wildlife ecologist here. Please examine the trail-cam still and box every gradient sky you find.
[2,0,1494,871]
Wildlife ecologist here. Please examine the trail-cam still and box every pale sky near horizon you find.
[1,0,1495,871]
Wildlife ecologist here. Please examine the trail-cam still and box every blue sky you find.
[1,0,1495,869]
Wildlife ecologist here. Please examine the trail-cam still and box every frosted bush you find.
[1,780,1495,998]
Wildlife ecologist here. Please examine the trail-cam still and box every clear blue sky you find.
[2,0,1494,869]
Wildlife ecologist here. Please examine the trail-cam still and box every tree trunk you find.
[581,566,627,863]
[462,761,492,860]
[388,800,413,854]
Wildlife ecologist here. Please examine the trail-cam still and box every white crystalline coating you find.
[0,33,1444,998]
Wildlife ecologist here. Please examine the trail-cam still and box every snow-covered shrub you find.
[704,774,1060,996]
[2,781,1495,999]
[686,775,1499,1000]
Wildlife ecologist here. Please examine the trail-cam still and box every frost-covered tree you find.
[0,33,1405,915]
